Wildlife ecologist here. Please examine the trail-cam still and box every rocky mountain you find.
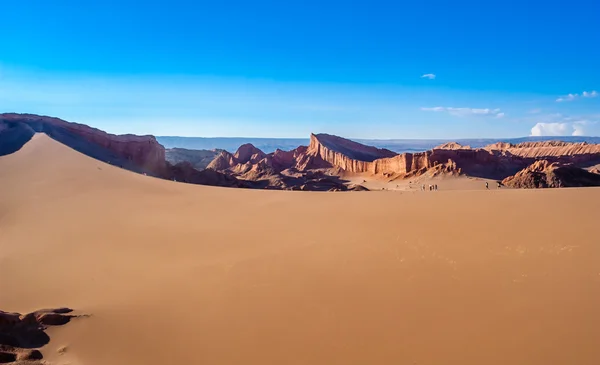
[434,142,471,150]
[3,113,600,190]
[157,135,600,154]
[502,160,600,188]
[206,142,358,191]
[304,133,600,181]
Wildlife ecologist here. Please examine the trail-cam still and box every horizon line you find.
[156,134,600,140]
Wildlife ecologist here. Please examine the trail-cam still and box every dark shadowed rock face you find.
[0,307,82,362]
[166,162,250,188]
[0,113,166,175]
[0,119,36,156]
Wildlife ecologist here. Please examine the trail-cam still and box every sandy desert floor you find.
[1,134,599,365]
[346,173,501,191]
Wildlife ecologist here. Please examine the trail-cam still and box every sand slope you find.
[1,134,599,365]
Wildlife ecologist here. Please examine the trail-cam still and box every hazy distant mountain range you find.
[157,136,600,154]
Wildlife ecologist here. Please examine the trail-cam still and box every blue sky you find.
[1,0,599,138]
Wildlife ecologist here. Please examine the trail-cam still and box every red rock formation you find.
[434,142,471,150]
[272,146,309,171]
[306,133,399,173]
[305,134,450,175]
[234,143,268,164]
[209,144,315,174]
[309,133,397,161]
[305,134,600,180]
[207,150,238,170]
[503,160,600,188]
[485,141,600,158]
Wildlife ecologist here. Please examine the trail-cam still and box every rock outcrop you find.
[434,142,471,150]
[206,142,352,190]
[165,148,223,170]
[0,307,83,363]
[485,141,600,160]
[502,160,600,188]
[234,143,268,164]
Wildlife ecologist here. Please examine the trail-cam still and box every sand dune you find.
[1,134,600,365]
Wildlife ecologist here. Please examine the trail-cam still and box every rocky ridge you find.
[502,160,600,188]
[0,113,166,174]
[3,113,600,190]
[306,134,600,180]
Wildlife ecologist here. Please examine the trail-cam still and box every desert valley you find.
[1,113,600,365]
[2,113,600,192]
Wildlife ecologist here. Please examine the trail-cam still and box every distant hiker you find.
[422,184,425,191]
[435,184,438,191]
[497,181,501,189]
[485,182,489,189]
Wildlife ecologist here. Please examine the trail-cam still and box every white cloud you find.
[530,123,571,136]
[421,106,503,118]
[420,107,445,112]
[421,73,436,80]
[556,93,578,102]
[572,123,586,136]
[530,120,597,136]
[529,108,542,114]
[556,90,598,102]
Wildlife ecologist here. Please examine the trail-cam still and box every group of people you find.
[485,181,502,189]
[421,184,438,191]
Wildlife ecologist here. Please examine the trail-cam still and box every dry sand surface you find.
[346,173,500,191]
[1,134,600,365]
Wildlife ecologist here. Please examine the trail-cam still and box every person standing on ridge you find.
[485,182,489,189]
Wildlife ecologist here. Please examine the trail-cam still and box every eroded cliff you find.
[306,134,600,180]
